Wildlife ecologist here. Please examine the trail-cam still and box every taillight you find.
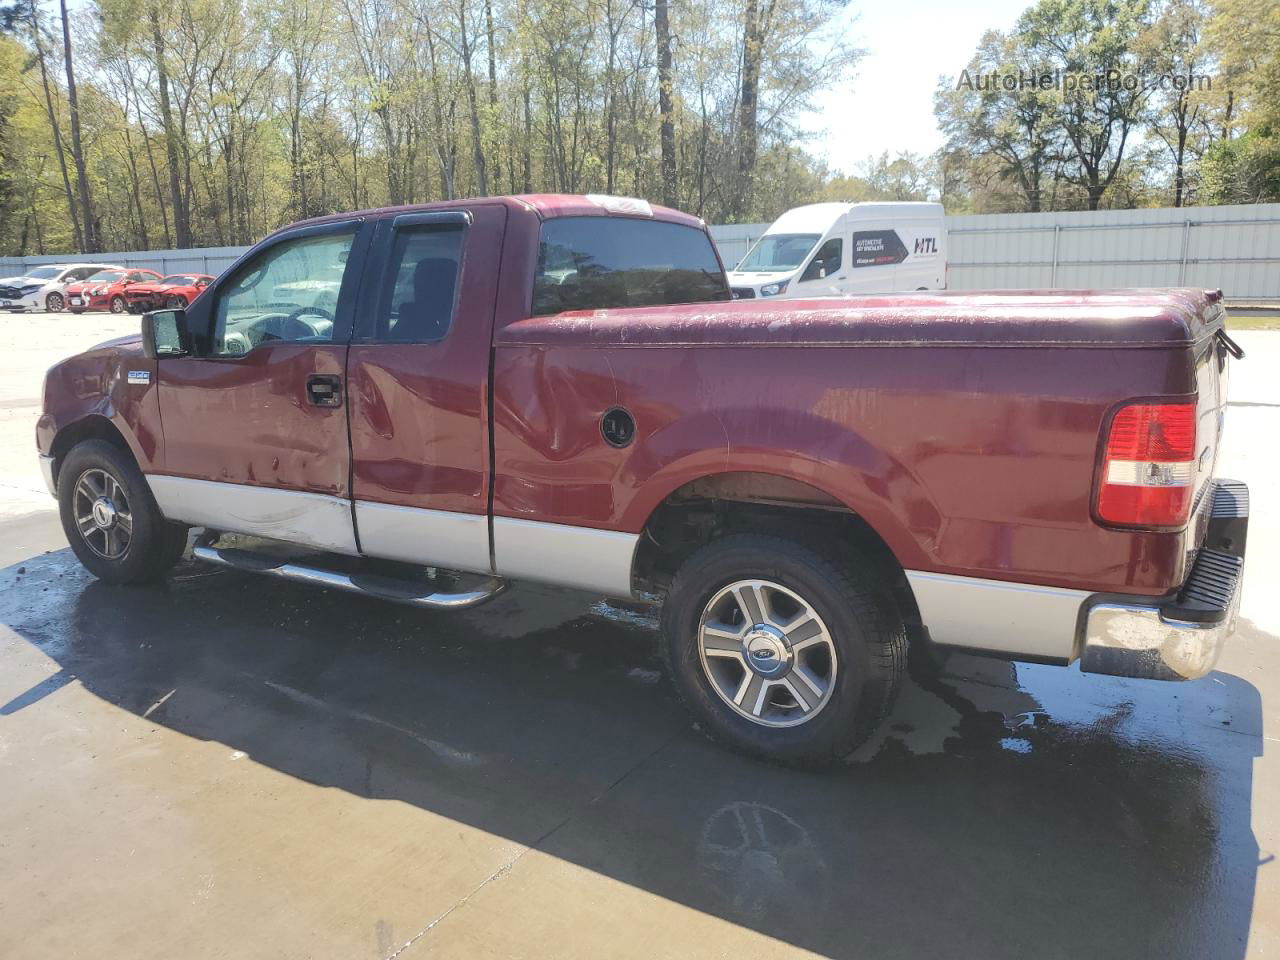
[1096,401,1197,528]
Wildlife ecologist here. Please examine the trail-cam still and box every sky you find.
[808,0,1033,175]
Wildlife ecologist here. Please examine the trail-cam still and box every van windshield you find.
[736,233,821,273]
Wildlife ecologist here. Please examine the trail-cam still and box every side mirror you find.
[142,309,191,358]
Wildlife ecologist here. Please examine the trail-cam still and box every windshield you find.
[26,266,61,280]
[85,271,123,284]
[735,233,822,273]
[161,275,195,285]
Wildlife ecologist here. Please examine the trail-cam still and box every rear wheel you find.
[45,292,65,312]
[110,295,126,314]
[661,533,906,766]
[58,440,188,584]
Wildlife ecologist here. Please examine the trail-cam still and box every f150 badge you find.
[127,370,151,385]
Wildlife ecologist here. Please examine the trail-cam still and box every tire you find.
[58,440,188,584]
[165,294,187,309]
[46,292,65,312]
[110,296,126,314]
[661,533,906,767]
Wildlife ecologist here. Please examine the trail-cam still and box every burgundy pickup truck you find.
[36,193,1249,765]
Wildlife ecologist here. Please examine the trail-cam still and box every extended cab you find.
[36,194,1250,765]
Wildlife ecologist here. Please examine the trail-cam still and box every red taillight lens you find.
[1096,401,1197,528]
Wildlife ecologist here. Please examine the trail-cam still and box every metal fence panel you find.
[4,204,1278,300]
[0,245,249,281]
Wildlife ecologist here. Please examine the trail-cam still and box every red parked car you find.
[64,268,162,314]
[124,274,215,313]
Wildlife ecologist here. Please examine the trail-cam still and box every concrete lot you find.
[1,312,1278,959]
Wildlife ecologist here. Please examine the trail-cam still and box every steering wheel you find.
[256,306,335,343]
[285,305,336,327]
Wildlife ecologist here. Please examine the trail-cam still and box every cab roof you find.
[280,193,706,236]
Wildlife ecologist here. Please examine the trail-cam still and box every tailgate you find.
[1188,302,1238,553]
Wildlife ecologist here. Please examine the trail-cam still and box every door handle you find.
[306,374,343,407]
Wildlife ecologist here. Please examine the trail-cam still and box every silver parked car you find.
[0,263,124,313]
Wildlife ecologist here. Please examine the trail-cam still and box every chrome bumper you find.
[38,454,57,497]
[1081,479,1248,681]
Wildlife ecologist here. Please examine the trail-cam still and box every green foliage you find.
[0,0,860,253]
[1199,129,1280,201]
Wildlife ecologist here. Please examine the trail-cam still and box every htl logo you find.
[914,237,938,254]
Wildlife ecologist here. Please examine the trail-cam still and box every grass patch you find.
[1226,313,1280,332]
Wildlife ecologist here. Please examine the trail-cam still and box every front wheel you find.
[661,533,906,766]
[110,296,126,314]
[46,292,65,312]
[58,440,188,583]
[165,294,187,309]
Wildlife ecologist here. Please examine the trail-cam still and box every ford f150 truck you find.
[36,193,1250,765]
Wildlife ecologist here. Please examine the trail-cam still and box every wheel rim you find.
[167,295,184,308]
[111,297,125,313]
[697,579,838,728]
[73,468,133,560]
[48,293,63,311]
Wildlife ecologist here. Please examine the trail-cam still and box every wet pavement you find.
[1,322,1278,959]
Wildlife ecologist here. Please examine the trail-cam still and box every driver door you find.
[150,220,371,554]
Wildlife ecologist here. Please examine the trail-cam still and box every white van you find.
[726,201,946,300]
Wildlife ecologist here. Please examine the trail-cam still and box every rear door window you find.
[372,224,465,342]
[532,217,728,316]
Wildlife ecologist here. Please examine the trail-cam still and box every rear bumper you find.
[1080,479,1249,681]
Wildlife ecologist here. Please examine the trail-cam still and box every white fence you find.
[4,203,1279,301]
[711,202,1280,302]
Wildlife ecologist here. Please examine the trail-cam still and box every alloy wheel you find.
[72,468,133,560]
[697,579,838,728]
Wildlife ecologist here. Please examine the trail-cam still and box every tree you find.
[1019,0,1155,209]
[653,0,675,205]
[58,0,97,248]
[936,29,1064,211]
[1142,0,1214,205]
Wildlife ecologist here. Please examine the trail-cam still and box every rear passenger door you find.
[347,205,507,573]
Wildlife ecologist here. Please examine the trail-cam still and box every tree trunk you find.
[150,6,191,247]
[59,0,97,251]
[28,8,82,250]
[457,0,488,195]
[654,0,676,207]
[735,0,762,220]
[484,0,500,189]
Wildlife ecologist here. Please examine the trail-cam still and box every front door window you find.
[212,233,353,356]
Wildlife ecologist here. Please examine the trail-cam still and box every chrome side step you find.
[191,543,506,611]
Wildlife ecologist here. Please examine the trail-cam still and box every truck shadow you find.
[0,549,1265,960]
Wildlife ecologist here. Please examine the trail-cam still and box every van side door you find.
[792,235,845,296]
[346,205,507,573]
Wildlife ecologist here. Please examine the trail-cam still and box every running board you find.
[191,543,506,610]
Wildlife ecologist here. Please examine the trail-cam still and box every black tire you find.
[58,440,188,584]
[110,296,126,314]
[46,292,65,312]
[661,533,906,767]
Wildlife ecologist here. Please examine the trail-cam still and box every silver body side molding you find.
[493,516,638,598]
[147,475,361,556]
[355,500,491,574]
[906,570,1089,660]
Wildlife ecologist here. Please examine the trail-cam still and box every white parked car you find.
[0,263,123,313]
[726,202,947,300]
